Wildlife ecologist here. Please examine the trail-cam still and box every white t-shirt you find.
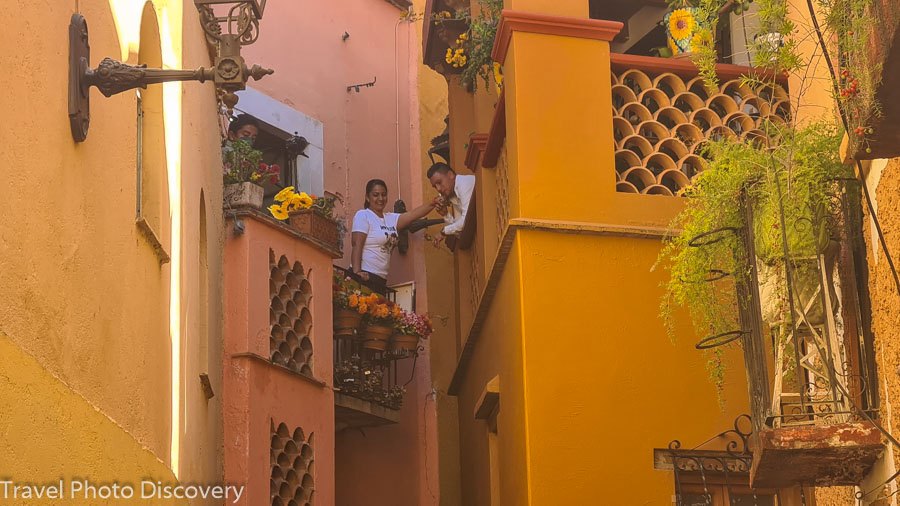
[351,209,400,278]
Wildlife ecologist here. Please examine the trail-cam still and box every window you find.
[233,88,324,197]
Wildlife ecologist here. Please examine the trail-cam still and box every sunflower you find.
[690,29,712,52]
[669,8,695,41]
[274,186,296,202]
[269,203,289,220]
[297,192,314,209]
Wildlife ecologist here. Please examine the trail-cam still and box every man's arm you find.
[442,175,475,236]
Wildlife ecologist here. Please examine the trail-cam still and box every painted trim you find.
[231,353,328,387]
[447,218,676,395]
[226,208,344,259]
[464,133,489,172]
[482,89,506,168]
[610,53,787,84]
[491,10,624,65]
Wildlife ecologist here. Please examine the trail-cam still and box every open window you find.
[232,88,324,199]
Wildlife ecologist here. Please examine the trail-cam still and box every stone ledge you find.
[750,421,884,488]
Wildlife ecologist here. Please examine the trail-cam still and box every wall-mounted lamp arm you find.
[83,58,216,98]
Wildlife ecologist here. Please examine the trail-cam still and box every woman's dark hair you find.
[364,179,388,209]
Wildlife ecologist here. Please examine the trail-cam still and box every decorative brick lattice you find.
[269,251,314,376]
[495,144,510,239]
[612,70,789,195]
[270,421,315,506]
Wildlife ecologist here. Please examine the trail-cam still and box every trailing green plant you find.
[455,0,503,91]
[657,121,851,394]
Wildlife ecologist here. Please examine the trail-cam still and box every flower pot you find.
[289,209,341,252]
[362,339,388,351]
[392,334,419,352]
[224,182,264,208]
[333,308,363,338]
[664,7,710,58]
[362,324,392,351]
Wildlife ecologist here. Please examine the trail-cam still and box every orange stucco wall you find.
[431,3,758,504]
[0,0,223,490]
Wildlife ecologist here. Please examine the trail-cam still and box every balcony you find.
[610,51,883,486]
[331,267,424,431]
[681,180,883,488]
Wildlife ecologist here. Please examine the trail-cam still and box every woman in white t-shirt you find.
[351,179,438,290]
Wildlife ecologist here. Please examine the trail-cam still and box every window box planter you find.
[224,182,264,208]
[289,209,341,252]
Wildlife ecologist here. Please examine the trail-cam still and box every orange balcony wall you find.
[224,209,339,505]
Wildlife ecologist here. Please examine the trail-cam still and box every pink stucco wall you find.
[224,214,337,505]
[240,1,439,505]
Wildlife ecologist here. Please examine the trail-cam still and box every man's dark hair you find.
[426,162,454,179]
[228,114,260,134]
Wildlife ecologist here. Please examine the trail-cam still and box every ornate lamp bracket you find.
[68,11,273,143]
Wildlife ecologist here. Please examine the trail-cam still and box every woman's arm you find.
[351,232,369,280]
[396,200,437,231]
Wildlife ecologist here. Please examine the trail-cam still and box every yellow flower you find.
[459,32,468,40]
[250,173,261,181]
[690,29,712,52]
[297,192,314,209]
[358,303,368,314]
[669,9,695,41]
[668,38,679,56]
[269,203,289,220]
[274,186,296,202]
[348,294,359,307]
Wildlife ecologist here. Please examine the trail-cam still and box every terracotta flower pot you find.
[362,339,388,351]
[289,209,341,252]
[391,334,419,352]
[362,324,392,351]
[224,182,264,208]
[333,308,363,338]
[363,324,392,341]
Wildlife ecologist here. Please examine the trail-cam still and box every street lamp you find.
[68,1,274,142]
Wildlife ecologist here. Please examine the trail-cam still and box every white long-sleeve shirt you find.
[443,174,476,236]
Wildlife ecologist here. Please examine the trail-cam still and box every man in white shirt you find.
[427,162,475,237]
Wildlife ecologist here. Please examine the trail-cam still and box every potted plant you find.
[391,310,434,352]
[657,120,851,387]
[332,272,371,339]
[223,139,279,208]
[268,187,343,251]
[360,294,401,351]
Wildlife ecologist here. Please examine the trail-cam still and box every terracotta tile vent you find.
[612,69,789,195]
[270,421,315,506]
[269,250,314,377]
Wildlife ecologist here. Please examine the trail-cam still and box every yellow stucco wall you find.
[440,4,757,504]
[0,0,223,489]
[414,0,464,504]
[0,330,186,505]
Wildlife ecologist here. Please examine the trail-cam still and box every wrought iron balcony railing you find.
[688,180,882,488]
